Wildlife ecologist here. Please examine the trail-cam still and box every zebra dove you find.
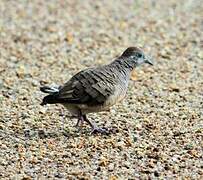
[40,47,153,134]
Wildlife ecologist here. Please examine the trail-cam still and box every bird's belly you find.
[105,84,128,107]
[63,83,128,115]
[63,103,109,115]
[63,104,79,116]
[80,85,128,114]
[78,104,110,114]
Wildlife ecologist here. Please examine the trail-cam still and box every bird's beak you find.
[145,55,154,65]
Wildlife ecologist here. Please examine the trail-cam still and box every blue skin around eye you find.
[136,53,143,58]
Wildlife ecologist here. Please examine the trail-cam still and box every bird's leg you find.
[83,115,94,129]
[83,115,109,134]
[75,116,84,127]
[75,110,84,129]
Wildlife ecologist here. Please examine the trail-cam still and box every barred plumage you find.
[40,47,153,134]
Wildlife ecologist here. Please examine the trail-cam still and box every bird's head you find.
[121,47,154,67]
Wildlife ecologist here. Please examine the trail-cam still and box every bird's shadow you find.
[22,125,119,140]
[0,125,120,146]
[23,127,88,140]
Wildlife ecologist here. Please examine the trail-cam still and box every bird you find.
[40,47,153,134]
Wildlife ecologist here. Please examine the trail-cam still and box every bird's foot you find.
[91,127,110,135]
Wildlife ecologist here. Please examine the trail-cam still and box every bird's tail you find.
[40,94,59,105]
[40,85,60,105]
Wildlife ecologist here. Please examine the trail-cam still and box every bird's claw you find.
[91,127,110,135]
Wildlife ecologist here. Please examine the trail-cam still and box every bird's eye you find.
[136,53,143,58]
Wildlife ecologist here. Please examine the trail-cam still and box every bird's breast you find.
[104,83,128,107]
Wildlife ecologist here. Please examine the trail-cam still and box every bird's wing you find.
[56,67,117,106]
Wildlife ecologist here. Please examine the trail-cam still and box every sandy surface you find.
[0,0,203,179]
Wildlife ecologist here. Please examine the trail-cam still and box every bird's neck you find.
[106,57,134,82]
[111,57,134,71]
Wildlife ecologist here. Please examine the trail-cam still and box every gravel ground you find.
[0,0,203,179]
